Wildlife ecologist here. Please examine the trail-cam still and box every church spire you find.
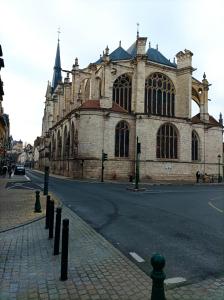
[52,36,62,91]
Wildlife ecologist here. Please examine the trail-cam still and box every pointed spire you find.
[119,40,121,47]
[52,38,62,91]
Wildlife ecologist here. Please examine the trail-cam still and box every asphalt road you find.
[26,169,224,284]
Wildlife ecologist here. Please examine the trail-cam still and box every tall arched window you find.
[192,131,199,161]
[145,73,175,116]
[115,121,129,157]
[57,131,62,159]
[113,74,132,112]
[157,123,178,159]
[52,134,56,159]
[71,123,75,156]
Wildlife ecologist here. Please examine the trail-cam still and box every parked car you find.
[14,165,25,175]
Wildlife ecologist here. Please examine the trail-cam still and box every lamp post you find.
[217,154,221,183]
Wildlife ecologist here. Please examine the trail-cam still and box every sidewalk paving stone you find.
[0,176,224,299]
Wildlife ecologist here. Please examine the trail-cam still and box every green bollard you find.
[34,190,42,213]
[150,253,166,300]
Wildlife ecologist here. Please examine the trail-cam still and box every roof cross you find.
[57,27,61,42]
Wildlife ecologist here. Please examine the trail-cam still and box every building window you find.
[113,74,132,112]
[115,121,129,157]
[157,123,178,159]
[52,136,56,159]
[192,131,199,161]
[57,131,62,159]
[145,73,175,116]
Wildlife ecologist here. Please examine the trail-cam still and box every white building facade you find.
[39,35,223,181]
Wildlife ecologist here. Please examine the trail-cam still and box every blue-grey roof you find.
[146,47,176,67]
[126,42,137,57]
[95,46,132,64]
[52,41,62,91]
[94,41,176,68]
[126,42,176,67]
[110,46,132,61]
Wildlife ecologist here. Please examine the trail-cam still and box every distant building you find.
[39,33,223,181]
[0,45,10,165]
[12,140,23,153]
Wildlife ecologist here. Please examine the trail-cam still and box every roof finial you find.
[173,57,176,63]
[75,57,79,66]
[105,45,109,56]
[156,44,158,50]
[57,27,61,42]
[203,72,206,79]
[148,41,151,48]
[119,40,121,47]
[136,22,139,38]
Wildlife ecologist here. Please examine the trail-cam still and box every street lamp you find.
[217,154,221,183]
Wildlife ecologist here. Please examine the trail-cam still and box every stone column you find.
[135,37,147,113]
[176,49,194,118]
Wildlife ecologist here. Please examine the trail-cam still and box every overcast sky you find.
[0,0,223,144]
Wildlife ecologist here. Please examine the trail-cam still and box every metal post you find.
[45,195,51,229]
[218,154,221,183]
[48,200,54,239]
[150,254,166,300]
[43,166,49,195]
[135,137,140,190]
[54,207,62,255]
[101,149,104,182]
[34,190,42,213]
[60,218,69,281]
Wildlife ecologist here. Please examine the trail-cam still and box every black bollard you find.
[48,200,54,239]
[60,218,69,281]
[54,207,62,255]
[34,190,42,213]
[43,166,49,196]
[150,253,166,300]
[45,195,51,229]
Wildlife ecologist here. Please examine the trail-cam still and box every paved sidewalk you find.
[0,176,47,232]
[0,176,224,299]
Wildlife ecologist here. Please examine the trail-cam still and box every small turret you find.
[219,113,223,126]
[176,49,193,69]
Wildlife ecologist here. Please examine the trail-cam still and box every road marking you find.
[208,201,223,213]
[164,277,186,285]
[25,175,30,181]
[129,252,145,263]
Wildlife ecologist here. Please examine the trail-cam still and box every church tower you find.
[52,38,62,91]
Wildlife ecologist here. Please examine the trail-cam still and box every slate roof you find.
[95,46,132,64]
[146,47,176,67]
[52,41,62,92]
[95,40,176,68]
[110,47,132,61]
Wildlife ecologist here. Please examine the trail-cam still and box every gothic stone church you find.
[39,35,223,181]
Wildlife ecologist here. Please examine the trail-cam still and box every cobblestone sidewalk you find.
[0,177,47,232]
[0,177,224,299]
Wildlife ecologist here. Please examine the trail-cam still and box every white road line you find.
[208,201,223,213]
[25,175,30,181]
[164,277,186,285]
[129,252,145,263]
